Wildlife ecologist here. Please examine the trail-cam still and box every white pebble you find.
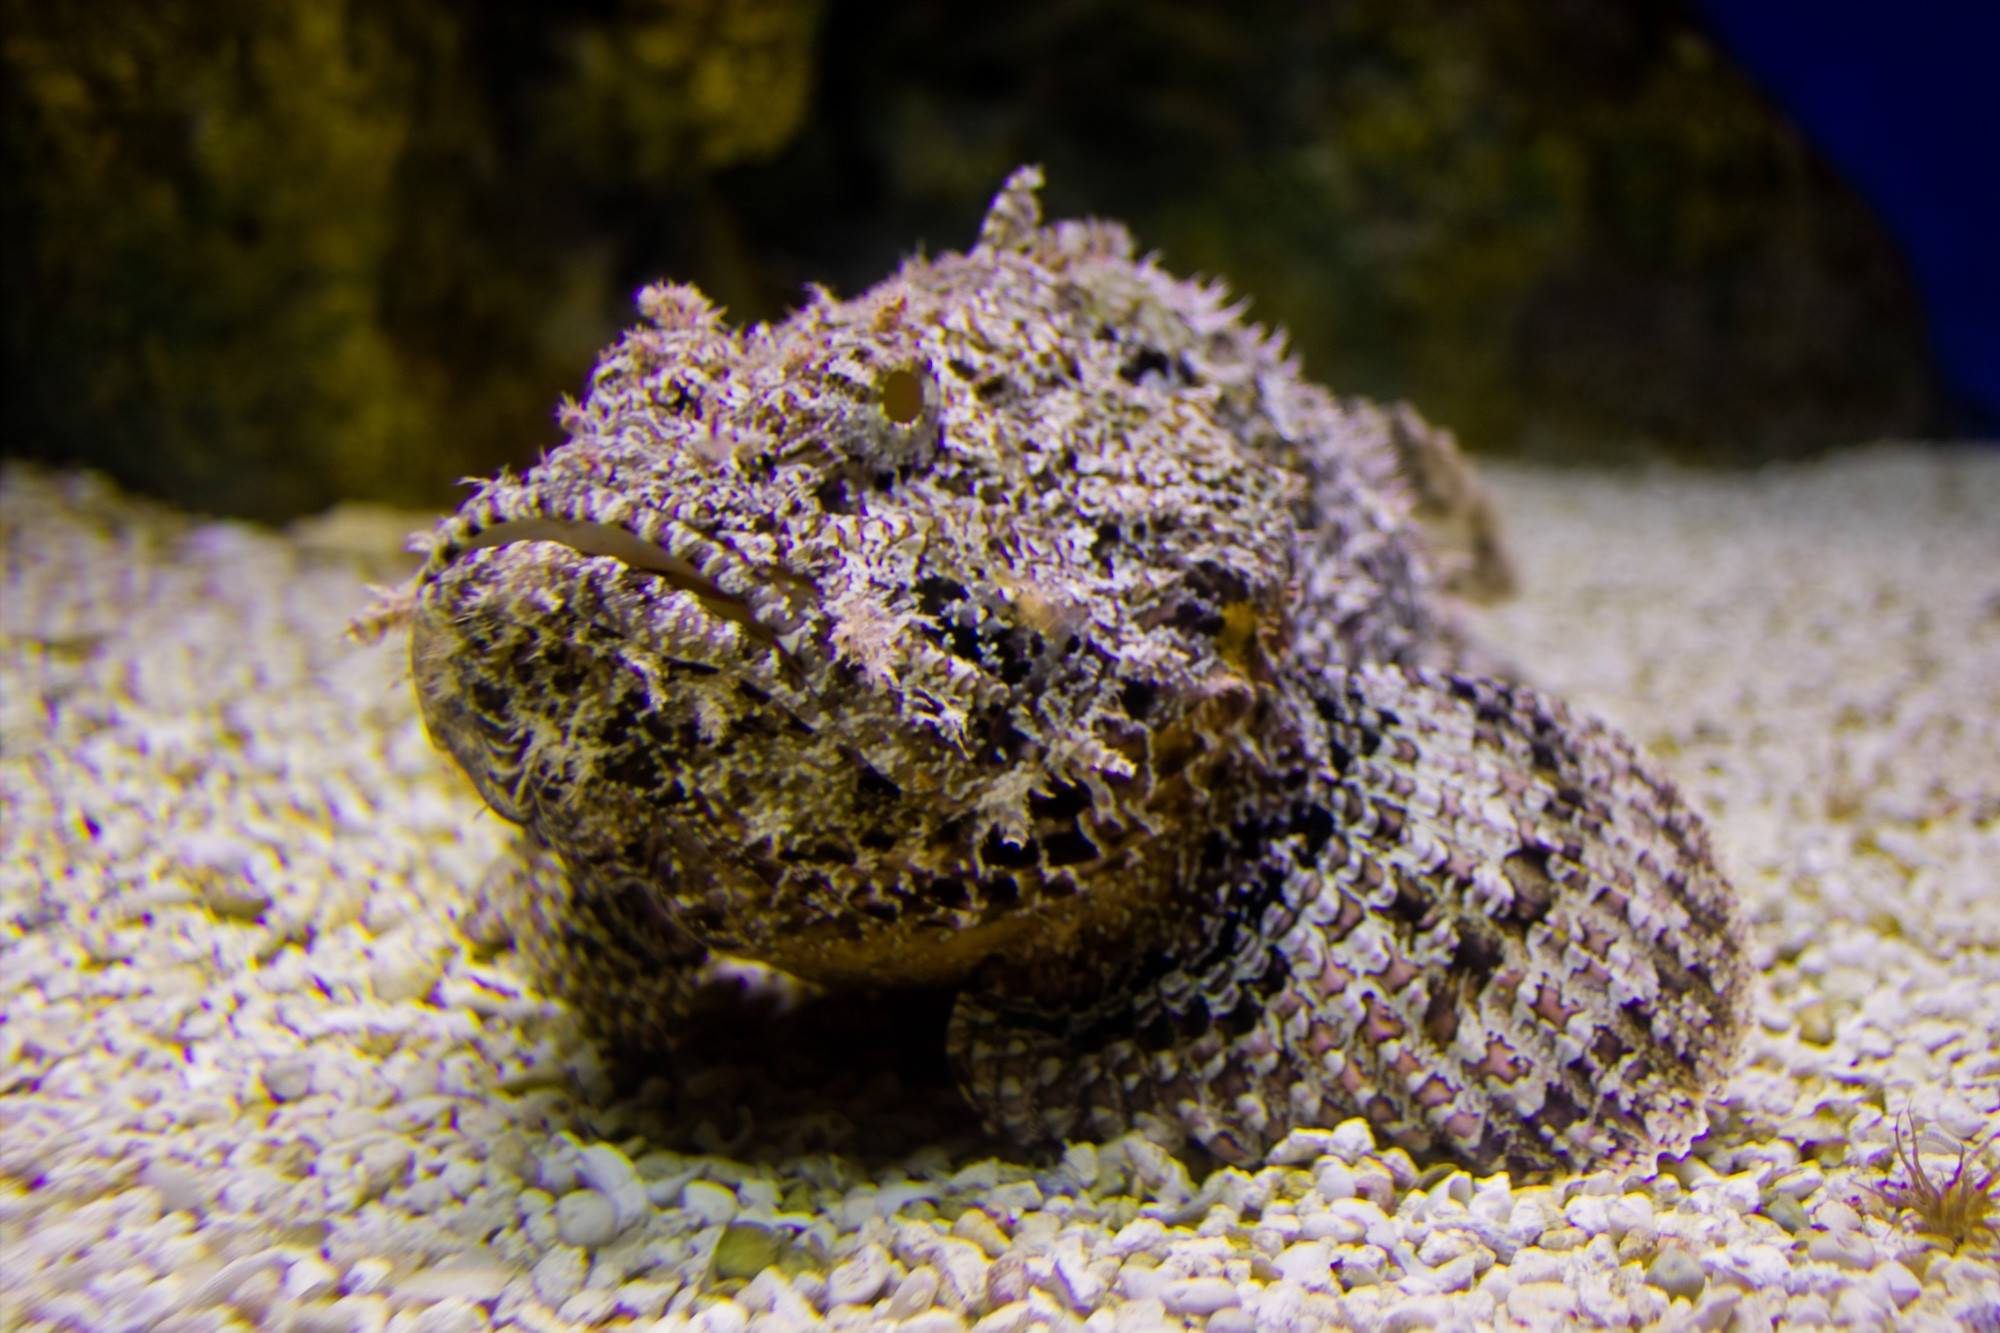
[1832,1286,1894,1327]
[344,1258,393,1296]
[827,1241,894,1306]
[555,1188,620,1248]
[410,1298,482,1333]
[1117,1263,1168,1302]
[1415,1231,1477,1268]
[1328,1199,1396,1250]
[1508,1282,1578,1322]
[739,1270,786,1314]
[1431,1254,1478,1294]
[368,940,441,1004]
[1299,1209,1365,1244]
[1275,1241,1337,1292]
[949,1160,1001,1192]
[615,1280,678,1320]
[789,1271,829,1312]
[1805,1230,1875,1270]
[1710,1242,1790,1292]
[888,1265,941,1319]
[689,1299,750,1333]
[284,1255,339,1302]
[898,1312,969,1333]
[1507,1250,1564,1286]
[556,1289,618,1326]
[260,1056,313,1103]
[1504,1198,1550,1247]
[294,1297,383,1333]
[1110,1217,1166,1257]
[682,1180,738,1227]
[1391,1296,1469,1332]
[1266,1129,1340,1165]
[1468,1176,1513,1225]
[530,1245,586,1305]
[537,1143,580,1196]
[1562,1194,1610,1235]
[397,1264,512,1303]
[176,830,257,877]
[1605,1193,1654,1239]
[1768,1164,1825,1200]
[985,1181,1042,1214]
[968,1300,1031,1333]
[199,1264,265,1322]
[741,1271,821,1330]
[1688,1290,1742,1332]
[136,1160,205,1215]
[1708,1171,1764,1215]
[1160,1276,1238,1317]
[1328,1119,1377,1161]
[1311,1160,1356,1201]
[438,1159,482,1201]
[1870,1260,1921,1309]
[575,1142,649,1231]
[926,1235,993,1309]
[1811,1200,1862,1234]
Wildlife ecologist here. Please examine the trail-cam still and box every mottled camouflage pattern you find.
[405,167,1747,1172]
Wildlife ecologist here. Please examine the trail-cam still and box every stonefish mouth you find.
[448,516,787,659]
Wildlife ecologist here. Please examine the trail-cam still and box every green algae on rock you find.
[0,0,822,521]
[399,169,1749,1174]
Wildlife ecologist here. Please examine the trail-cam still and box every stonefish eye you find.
[824,362,937,469]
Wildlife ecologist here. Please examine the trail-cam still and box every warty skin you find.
[404,167,1748,1173]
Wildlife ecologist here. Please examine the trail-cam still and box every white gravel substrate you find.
[3,447,1999,1333]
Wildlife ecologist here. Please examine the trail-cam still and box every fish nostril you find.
[881,366,925,424]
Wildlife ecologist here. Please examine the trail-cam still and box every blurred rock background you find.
[0,0,1960,520]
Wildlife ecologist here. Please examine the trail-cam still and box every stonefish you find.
[399,168,1747,1172]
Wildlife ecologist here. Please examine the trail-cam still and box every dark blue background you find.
[1697,0,2000,434]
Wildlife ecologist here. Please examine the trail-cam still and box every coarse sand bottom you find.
[3,446,1999,1332]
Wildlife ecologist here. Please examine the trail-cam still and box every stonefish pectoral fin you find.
[948,663,1750,1174]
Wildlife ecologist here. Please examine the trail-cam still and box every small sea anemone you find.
[1872,1110,2000,1251]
